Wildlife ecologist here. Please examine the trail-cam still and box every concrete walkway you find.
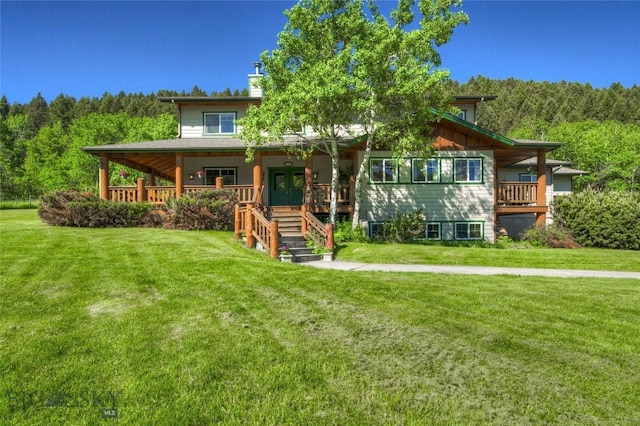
[301,260,640,279]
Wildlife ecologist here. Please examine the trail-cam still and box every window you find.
[204,168,236,185]
[519,173,537,182]
[454,158,482,182]
[369,222,384,239]
[413,159,440,183]
[455,222,483,240]
[370,159,397,183]
[426,223,441,240]
[457,110,467,121]
[204,112,236,135]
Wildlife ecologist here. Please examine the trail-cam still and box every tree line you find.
[451,75,640,136]
[1,78,639,200]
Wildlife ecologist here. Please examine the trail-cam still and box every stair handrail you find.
[303,210,333,250]
[251,208,279,258]
[252,185,264,210]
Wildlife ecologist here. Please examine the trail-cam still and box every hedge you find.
[552,190,640,250]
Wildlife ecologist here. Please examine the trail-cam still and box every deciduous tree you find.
[240,0,467,225]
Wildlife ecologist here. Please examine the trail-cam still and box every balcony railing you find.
[497,182,538,205]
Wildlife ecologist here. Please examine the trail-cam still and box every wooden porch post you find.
[324,223,334,249]
[535,149,547,227]
[99,154,109,200]
[246,203,254,248]
[270,221,279,258]
[175,153,184,198]
[136,178,146,202]
[253,151,262,194]
[234,205,241,240]
[301,205,308,236]
[305,156,313,206]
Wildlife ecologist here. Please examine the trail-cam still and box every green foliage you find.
[66,202,153,227]
[39,190,151,227]
[334,218,368,243]
[170,190,238,231]
[240,0,467,225]
[38,189,238,230]
[452,77,640,136]
[552,190,640,250]
[547,121,640,191]
[379,209,427,243]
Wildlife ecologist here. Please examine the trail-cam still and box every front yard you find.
[1,210,638,424]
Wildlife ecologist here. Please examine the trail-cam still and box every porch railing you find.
[497,182,538,205]
[311,182,353,206]
[108,184,255,205]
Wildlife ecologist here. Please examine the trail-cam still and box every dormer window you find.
[457,110,467,121]
[204,112,236,135]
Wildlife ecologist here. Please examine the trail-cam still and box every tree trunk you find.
[351,134,374,228]
[329,142,340,225]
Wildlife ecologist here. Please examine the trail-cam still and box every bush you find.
[334,219,368,243]
[379,209,427,243]
[39,189,238,230]
[38,190,100,226]
[67,202,153,227]
[39,191,153,227]
[553,190,640,250]
[170,189,237,230]
[522,224,581,249]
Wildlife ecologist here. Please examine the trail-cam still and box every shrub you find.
[334,219,368,243]
[553,190,640,250]
[379,209,427,243]
[170,189,237,230]
[522,224,580,249]
[38,190,100,226]
[66,201,153,227]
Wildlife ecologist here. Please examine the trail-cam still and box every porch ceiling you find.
[109,153,177,181]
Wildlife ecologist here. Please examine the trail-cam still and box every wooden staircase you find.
[267,206,321,263]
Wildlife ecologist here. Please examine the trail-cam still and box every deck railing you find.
[109,186,139,203]
[498,182,538,205]
[312,183,353,206]
[108,184,255,205]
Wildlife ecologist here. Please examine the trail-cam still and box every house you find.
[83,66,582,256]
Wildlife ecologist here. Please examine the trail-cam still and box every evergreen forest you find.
[1,77,639,200]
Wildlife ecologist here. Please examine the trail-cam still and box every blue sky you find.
[1,1,638,104]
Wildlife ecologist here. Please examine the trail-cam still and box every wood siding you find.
[357,150,496,242]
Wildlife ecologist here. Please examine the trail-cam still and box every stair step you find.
[292,254,322,263]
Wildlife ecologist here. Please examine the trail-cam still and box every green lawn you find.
[1,209,639,424]
[337,240,640,272]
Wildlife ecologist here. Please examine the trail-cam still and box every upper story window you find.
[412,159,440,183]
[454,158,483,183]
[370,159,397,183]
[457,110,467,121]
[204,112,236,135]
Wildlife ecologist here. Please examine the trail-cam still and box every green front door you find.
[269,168,305,206]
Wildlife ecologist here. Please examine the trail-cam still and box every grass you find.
[0,200,38,210]
[336,241,640,272]
[1,209,639,424]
